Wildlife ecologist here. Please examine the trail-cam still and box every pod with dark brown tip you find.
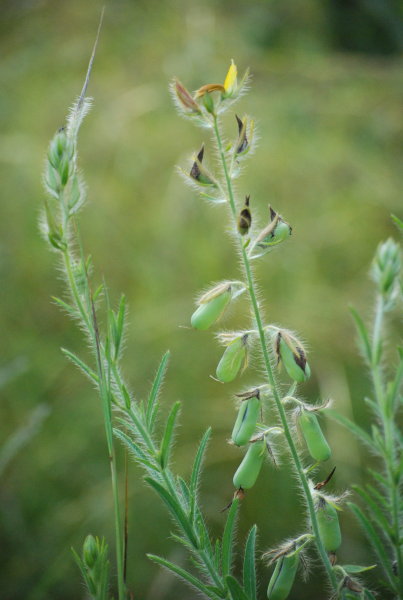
[231,396,260,446]
[316,496,342,553]
[216,335,248,383]
[298,409,331,462]
[276,331,310,383]
[267,548,299,600]
[233,437,265,490]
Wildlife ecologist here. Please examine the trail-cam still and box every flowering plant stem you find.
[212,115,338,591]
[60,209,126,600]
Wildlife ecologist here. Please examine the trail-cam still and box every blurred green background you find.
[0,0,402,598]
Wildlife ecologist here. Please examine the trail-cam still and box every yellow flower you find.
[223,59,238,96]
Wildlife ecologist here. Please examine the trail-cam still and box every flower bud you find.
[223,59,238,98]
[216,334,248,383]
[237,195,252,236]
[231,391,260,446]
[233,437,265,490]
[171,79,201,114]
[316,496,342,553]
[83,534,98,570]
[191,285,231,330]
[275,331,310,383]
[249,207,292,259]
[298,409,331,462]
[371,238,400,298]
[266,547,299,600]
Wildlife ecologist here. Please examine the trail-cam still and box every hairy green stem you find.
[62,238,126,600]
[371,295,402,595]
[212,115,337,591]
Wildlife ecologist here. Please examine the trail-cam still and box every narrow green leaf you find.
[145,477,198,547]
[348,502,395,587]
[52,296,79,319]
[113,428,159,473]
[61,348,98,383]
[92,283,104,302]
[349,306,371,362]
[146,351,170,430]
[326,410,377,452]
[243,525,257,600]
[177,476,192,509]
[147,554,219,599]
[225,575,249,600]
[222,498,239,578]
[342,564,376,574]
[352,485,392,538]
[387,352,403,414]
[159,401,181,469]
[214,539,221,571]
[391,214,403,230]
[112,294,126,360]
[190,428,212,495]
[367,468,389,491]
[364,483,390,512]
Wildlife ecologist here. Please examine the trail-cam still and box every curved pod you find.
[299,410,331,462]
[216,335,248,383]
[267,551,299,600]
[231,397,260,446]
[233,438,265,490]
[316,497,342,553]
[191,290,231,330]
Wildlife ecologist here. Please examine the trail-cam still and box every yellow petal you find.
[223,59,237,94]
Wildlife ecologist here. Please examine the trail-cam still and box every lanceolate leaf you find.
[190,428,212,495]
[147,554,221,599]
[146,351,170,430]
[145,477,198,548]
[243,525,257,600]
[222,498,239,579]
[159,401,181,469]
[61,347,98,384]
[342,564,376,574]
[113,428,159,473]
[352,485,393,539]
[326,410,376,452]
[348,502,396,589]
[349,306,372,363]
[225,575,249,600]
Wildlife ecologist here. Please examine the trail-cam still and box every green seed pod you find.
[233,437,265,490]
[276,331,310,383]
[316,496,342,553]
[298,409,331,462]
[249,207,292,259]
[191,288,231,330]
[216,334,248,383]
[267,550,299,600]
[232,395,260,446]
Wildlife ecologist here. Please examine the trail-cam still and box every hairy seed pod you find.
[267,550,299,600]
[233,438,265,490]
[298,409,331,462]
[249,207,292,258]
[191,289,231,330]
[316,496,342,553]
[232,396,260,446]
[216,335,248,383]
[237,194,252,235]
[276,332,310,383]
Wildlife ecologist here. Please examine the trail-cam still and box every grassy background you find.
[0,1,402,598]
